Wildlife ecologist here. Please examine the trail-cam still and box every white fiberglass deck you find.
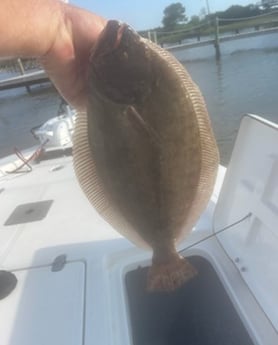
[0,114,277,345]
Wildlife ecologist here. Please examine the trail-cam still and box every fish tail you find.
[147,255,197,292]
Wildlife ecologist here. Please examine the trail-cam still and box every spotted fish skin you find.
[73,20,219,291]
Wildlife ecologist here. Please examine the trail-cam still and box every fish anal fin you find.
[147,255,197,292]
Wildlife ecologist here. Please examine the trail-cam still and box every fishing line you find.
[178,212,252,253]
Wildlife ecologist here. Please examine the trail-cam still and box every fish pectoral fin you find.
[125,105,161,146]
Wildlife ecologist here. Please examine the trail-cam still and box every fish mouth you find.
[113,22,128,50]
[91,20,129,60]
[89,20,152,105]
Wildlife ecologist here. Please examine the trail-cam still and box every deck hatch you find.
[4,200,53,226]
[125,256,254,345]
[0,261,85,345]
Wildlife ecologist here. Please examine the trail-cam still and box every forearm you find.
[0,0,67,58]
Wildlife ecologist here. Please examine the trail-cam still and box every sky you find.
[71,0,255,30]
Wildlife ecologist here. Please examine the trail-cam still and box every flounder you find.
[73,20,219,291]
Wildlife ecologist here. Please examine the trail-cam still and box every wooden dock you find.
[0,24,277,92]
[167,26,278,53]
[0,70,50,91]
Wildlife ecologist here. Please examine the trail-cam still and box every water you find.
[177,32,278,165]
[184,50,278,165]
[0,33,278,165]
[0,84,61,158]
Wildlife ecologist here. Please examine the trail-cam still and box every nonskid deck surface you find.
[0,153,126,269]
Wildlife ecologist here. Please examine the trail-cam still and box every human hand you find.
[0,0,106,110]
[41,4,106,110]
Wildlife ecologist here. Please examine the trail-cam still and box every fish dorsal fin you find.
[73,111,148,247]
[144,39,219,240]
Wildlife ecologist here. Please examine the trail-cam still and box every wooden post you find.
[214,17,221,59]
[153,31,158,44]
[147,31,151,41]
[17,58,31,93]
[17,58,25,75]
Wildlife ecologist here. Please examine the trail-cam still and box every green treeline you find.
[139,3,278,45]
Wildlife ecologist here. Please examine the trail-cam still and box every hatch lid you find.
[0,260,85,345]
[214,114,278,331]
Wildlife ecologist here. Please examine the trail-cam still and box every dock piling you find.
[153,31,158,44]
[214,17,221,59]
[17,58,31,93]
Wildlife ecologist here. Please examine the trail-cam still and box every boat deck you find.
[0,151,223,271]
[0,151,231,345]
[0,114,277,345]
